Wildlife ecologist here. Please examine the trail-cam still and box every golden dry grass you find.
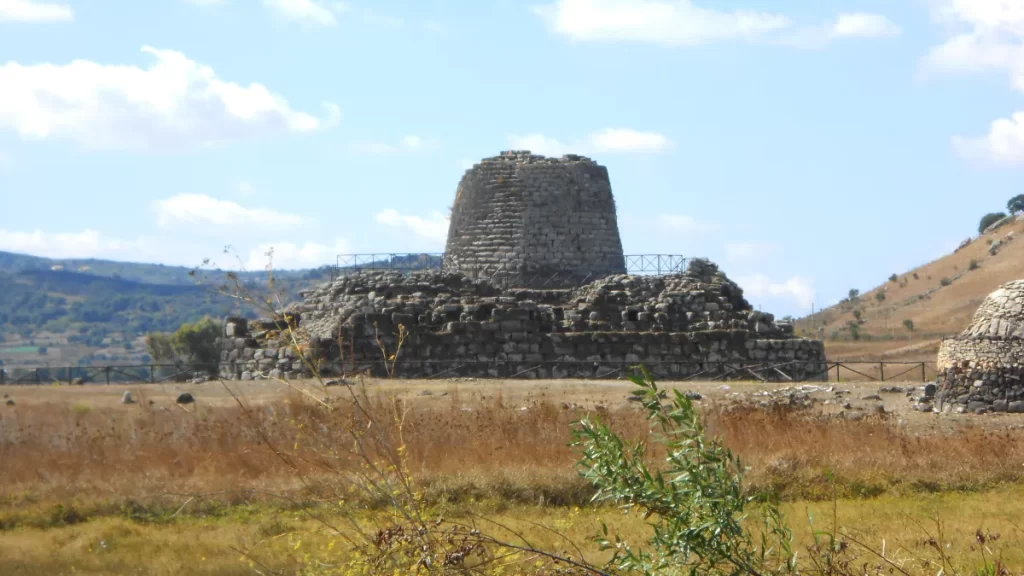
[7,379,1024,573]
[4,379,1024,521]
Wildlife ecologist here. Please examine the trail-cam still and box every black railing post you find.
[880,362,884,382]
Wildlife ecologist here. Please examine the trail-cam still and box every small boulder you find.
[924,383,937,398]
[121,391,136,405]
[5,398,14,406]
[176,392,195,405]
[861,394,883,401]
[967,400,989,412]
[72,378,85,386]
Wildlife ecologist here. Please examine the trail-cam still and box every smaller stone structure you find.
[936,280,1024,413]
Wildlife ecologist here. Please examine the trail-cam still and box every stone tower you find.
[444,150,626,287]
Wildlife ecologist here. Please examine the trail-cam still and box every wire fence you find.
[0,360,938,385]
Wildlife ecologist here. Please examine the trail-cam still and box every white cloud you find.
[508,128,671,156]
[829,13,901,38]
[531,0,790,46]
[0,229,147,260]
[657,214,716,233]
[0,227,343,271]
[924,0,1024,163]
[724,242,777,262]
[590,128,672,152]
[264,0,341,26]
[0,46,339,151]
[0,0,72,22]
[352,135,437,154]
[237,182,256,195]
[245,238,350,270]
[154,194,303,228]
[952,112,1024,164]
[737,273,816,310]
[508,134,573,157]
[375,209,450,244]
[531,0,898,47]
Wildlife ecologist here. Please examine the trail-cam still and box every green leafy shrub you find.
[979,212,1007,234]
[573,368,797,575]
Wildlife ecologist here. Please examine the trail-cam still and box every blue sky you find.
[1,0,1023,318]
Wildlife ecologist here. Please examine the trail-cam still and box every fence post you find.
[0,370,4,385]
[880,362,884,382]
[66,366,71,385]
[835,363,840,383]
[105,366,111,385]
[35,368,40,384]
[150,365,155,384]
[921,362,926,383]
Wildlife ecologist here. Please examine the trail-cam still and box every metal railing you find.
[332,253,693,286]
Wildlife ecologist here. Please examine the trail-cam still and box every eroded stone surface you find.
[217,259,827,381]
[445,151,626,288]
[214,151,827,382]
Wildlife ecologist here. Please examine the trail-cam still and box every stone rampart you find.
[216,259,828,381]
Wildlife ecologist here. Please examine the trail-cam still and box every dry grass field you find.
[5,377,1024,574]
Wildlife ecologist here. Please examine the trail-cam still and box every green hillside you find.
[0,251,332,367]
[0,251,445,368]
[0,250,334,285]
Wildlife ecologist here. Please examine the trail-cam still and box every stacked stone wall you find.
[446,151,626,287]
[216,260,828,382]
[935,279,1024,412]
[936,337,1024,412]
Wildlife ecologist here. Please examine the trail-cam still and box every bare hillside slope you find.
[794,218,1024,362]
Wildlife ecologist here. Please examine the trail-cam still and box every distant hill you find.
[794,217,1024,362]
[0,251,441,368]
[0,251,334,367]
[0,250,335,285]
